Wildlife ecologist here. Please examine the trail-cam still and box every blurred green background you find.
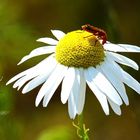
[0,0,140,139]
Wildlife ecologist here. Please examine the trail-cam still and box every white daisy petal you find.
[63,68,83,118]
[13,76,26,89]
[99,61,129,105]
[118,44,140,52]
[87,67,122,105]
[71,69,81,114]
[61,67,76,104]
[68,92,77,119]
[22,60,57,93]
[22,75,47,93]
[108,98,121,115]
[9,55,55,86]
[13,74,37,90]
[104,42,140,52]
[85,69,109,115]
[6,67,33,85]
[35,54,56,69]
[43,64,68,107]
[37,37,58,45]
[77,68,86,114]
[18,46,56,65]
[35,64,67,107]
[122,71,140,94]
[51,30,65,40]
[115,64,140,94]
[66,69,80,119]
[105,58,124,81]
[13,65,45,90]
[107,59,140,94]
[106,52,139,70]
[103,42,127,52]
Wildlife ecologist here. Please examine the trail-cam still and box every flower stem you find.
[73,113,90,140]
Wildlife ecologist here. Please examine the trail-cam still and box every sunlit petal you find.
[106,51,139,70]
[51,30,65,40]
[85,69,109,115]
[37,37,58,45]
[108,98,121,115]
[104,42,127,52]
[70,69,81,114]
[87,67,122,105]
[68,92,77,119]
[106,59,140,94]
[77,68,86,114]
[99,61,129,105]
[61,67,76,104]
[18,46,55,65]
[22,60,57,93]
[42,65,67,107]
[118,44,140,52]
[104,42,140,52]
[35,64,67,107]
[6,67,33,85]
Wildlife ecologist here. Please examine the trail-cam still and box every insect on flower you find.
[6,27,140,119]
[82,24,107,44]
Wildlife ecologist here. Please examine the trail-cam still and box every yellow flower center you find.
[55,30,105,68]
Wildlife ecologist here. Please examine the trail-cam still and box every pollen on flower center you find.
[55,30,105,68]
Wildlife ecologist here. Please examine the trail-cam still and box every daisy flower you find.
[6,26,140,119]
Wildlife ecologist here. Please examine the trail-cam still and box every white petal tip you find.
[69,112,77,119]
[35,101,39,107]
[35,98,41,107]
[13,85,17,89]
[105,112,110,115]
[36,37,58,45]
[22,90,26,94]
[43,104,47,107]
[61,101,66,104]
[17,88,20,91]
[117,112,121,116]
[35,96,42,107]
[61,97,67,104]
[22,87,30,94]
[17,58,26,65]
[36,38,48,43]
[51,30,65,40]
[135,66,139,71]
[17,62,21,65]
[36,38,42,42]
[70,116,76,120]
[50,29,54,32]
[114,108,122,116]
[6,80,13,85]
[6,82,10,85]
[17,56,29,65]
[124,100,129,106]
[51,30,61,34]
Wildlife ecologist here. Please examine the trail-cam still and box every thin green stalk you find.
[73,113,90,140]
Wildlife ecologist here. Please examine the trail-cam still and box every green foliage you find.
[0,86,13,114]
[0,116,23,140]
[37,126,73,140]
[0,86,23,140]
